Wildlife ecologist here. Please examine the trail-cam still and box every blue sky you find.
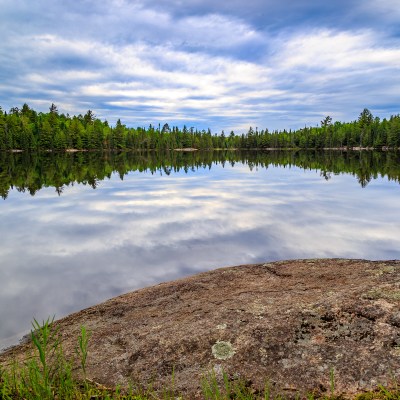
[1,0,399,132]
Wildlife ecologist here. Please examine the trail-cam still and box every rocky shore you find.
[2,259,400,398]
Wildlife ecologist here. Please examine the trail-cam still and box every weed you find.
[2,319,400,399]
[330,367,335,398]
[76,325,90,380]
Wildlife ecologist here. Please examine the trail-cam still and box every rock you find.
[2,259,400,398]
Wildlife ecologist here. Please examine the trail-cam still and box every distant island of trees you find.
[0,104,399,151]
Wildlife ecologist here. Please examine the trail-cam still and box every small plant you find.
[201,368,263,400]
[263,381,271,400]
[330,367,335,398]
[29,316,61,399]
[0,317,76,400]
[201,369,223,399]
[76,325,91,379]
[162,366,179,400]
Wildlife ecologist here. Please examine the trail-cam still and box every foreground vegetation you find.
[0,104,399,151]
[1,320,400,399]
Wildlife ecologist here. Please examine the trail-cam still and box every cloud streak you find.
[0,0,399,131]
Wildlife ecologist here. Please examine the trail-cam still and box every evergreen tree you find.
[53,130,67,150]
[20,115,35,150]
[68,117,85,149]
[0,111,12,150]
[388,116,400,148]
[39,119,53,150]
[358,108,373,147]
[111,119,125,149]
[83,110,95,127]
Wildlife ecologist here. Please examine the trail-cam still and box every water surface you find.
[1,151,400,349]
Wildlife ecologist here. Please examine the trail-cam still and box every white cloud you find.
[276,30,400,70]
[1,0,399,131]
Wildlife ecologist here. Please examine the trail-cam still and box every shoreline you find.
[2,147,400,153]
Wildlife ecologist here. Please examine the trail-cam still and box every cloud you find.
[2,160,400,348]
[356,0,400,28]
[0,0,399,132]
[275,30,400,70]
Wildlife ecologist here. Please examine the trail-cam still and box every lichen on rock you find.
[211,341,235,360]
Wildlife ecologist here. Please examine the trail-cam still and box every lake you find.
[1,150,400,349]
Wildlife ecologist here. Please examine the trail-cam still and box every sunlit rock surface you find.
[2,259,400,398]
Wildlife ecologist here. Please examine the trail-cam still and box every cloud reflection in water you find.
[1,163,400,348]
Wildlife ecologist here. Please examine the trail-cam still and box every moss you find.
[211,341,235,360]
[362,288,400,301]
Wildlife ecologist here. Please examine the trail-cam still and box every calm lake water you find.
[1,150,400,349]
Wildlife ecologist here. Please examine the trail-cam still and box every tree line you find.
[0,104,399,151]
[1,150,400,199]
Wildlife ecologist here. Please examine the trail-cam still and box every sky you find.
[0,0,399,132]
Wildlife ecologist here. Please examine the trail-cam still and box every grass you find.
[1,320,400,399]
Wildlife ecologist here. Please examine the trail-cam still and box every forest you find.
[0,104,399,151]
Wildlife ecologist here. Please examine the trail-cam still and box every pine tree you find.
[53,130,67,150]
[39,119,53,150]
[358,108,373,147]
[68,117,85,149]
[111,119,125,149]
